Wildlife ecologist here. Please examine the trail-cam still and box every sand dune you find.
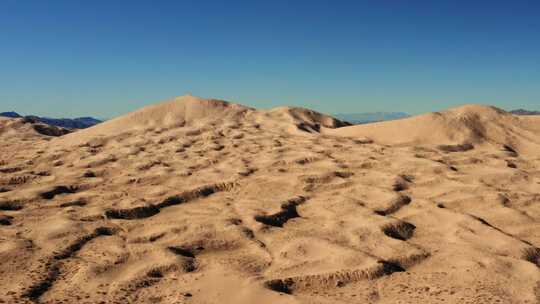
[57,96,348,147]
[1,97,540,303]
[0,117,70,139]
[328,104,540,156]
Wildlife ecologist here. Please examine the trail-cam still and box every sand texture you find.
[1,96,539,304]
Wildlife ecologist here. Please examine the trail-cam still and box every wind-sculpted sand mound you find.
[329,104,540,156]
[0,117,71,139]
[56,96,253,146]
[56,95,348,147]
[1,98,540,303]
[255,106,350,134]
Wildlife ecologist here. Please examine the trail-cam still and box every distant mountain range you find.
[334,112,410,124]
[509,109,540,116]
[0,111,21,118]
[0,111,102,129]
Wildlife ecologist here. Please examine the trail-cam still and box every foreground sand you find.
[1,96,539,303]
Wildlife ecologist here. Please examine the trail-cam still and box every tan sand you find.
[0,96,539,303]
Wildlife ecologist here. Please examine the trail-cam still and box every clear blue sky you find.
[1,0,539,118]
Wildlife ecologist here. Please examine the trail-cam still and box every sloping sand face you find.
[327,104,540,155]
[1,97,539,304]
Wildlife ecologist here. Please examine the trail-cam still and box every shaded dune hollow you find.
[1,96,540,304]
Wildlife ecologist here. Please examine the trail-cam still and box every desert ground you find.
[1,96,540,304]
